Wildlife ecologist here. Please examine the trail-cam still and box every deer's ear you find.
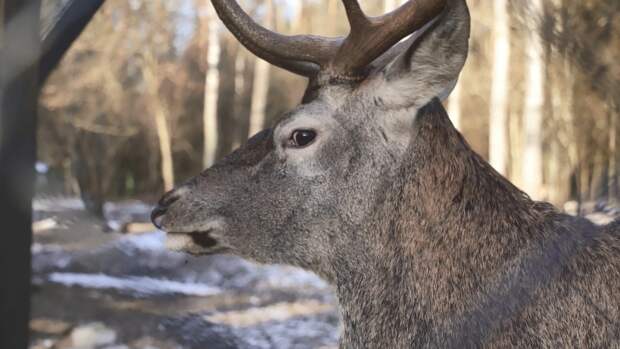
[371,0,470,110]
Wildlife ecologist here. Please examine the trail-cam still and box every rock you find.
[70,322,117,348]
[30,317,72,335]
[121,222,157,234]
[586,212,616,225]
[33,218,59,233]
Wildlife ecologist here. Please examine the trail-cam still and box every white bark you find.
[448,80,461,130]
[522,0,545,199]
[142,56,175,191]
[203,4,221,168]
[384,0,406,12]
[489,0,510,176]
[232,49,246,150]
[548,0,574,204]
[328,0,338,19]
[384,0,397,11]
[248,0,273,138]
[291,0,304,33]
[154,103,175,191]
[609,102,618,202]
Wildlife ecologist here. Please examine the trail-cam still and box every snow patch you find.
[258,266,329,290]
[114,230,167,252]
[48,272,222,297]
[35,162,49,174]
[33,197,85,212]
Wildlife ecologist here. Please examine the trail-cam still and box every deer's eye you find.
[289,129,317,148]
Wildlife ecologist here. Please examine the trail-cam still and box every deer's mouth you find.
[166,230,230,256]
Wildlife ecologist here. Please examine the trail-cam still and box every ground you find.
[30,197,340,349]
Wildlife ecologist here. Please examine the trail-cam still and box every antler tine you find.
[210,0,340,77]
[341,0,370,29]
[330,0,448,79]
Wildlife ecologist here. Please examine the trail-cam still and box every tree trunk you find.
[548,59,571,205]
[232,47,247,150]
[153,102,175,191]
[522,0,545,199]
[0,1,41,348]
[384,0,397,11]
[448,80,461,130]
[328,0,338,19]
[489,0,510,176]
[547,0,575,205]
[203,4,221,167]
[290,0,304,33]
[248,0,273,138]
[563,59,577,200]
[608,100,618,203]
[143,55,175,191]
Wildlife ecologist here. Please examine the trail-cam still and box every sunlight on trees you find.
[37,0,620,211]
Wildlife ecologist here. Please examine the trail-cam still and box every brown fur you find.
[333,100,620,347]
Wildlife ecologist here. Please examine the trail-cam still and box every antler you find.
[211,0,447,81]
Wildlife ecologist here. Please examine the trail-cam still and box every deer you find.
[151,0,620,347]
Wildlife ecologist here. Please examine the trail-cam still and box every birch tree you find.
[547,0,575,204]
[448,80,461,130]
[384,0,398,11]
[203,3,221,167]
[248,0,273,137]
[609,100,618,202]
[232,48,247,150]
[489,0,510,175]
[142,52,175,191]
[522,0,545,199]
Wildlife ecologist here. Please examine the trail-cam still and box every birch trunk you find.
[522,0,545,199]
[448,80,461,130]
[203,4,221,167]
[248,0,273,137]
[548,60,568,204]
[384,0,397,11]
[384,0,406,12]
[548,0,574,205]
[609,101,618,202]
[153,102,175,191]
[232,48,246,150]
[142,56,175,191]
[489,0,510,176]
[328,0,338,19]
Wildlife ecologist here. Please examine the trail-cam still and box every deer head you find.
[152,0,470,282]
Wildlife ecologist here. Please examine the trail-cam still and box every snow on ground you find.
[31,197,339,349]
[33,197,85,212]
[48,272,223,297]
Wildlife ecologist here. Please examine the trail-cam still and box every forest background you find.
[38,0,620,215]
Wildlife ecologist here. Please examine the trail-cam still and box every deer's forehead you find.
[277,101,336,130]
[278,89,370,132]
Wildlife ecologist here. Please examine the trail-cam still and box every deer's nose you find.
[151,189,183,229]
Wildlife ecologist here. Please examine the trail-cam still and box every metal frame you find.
[0,1,104,347]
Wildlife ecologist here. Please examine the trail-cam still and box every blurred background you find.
[29,0,619,348]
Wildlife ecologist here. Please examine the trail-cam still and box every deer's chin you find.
[165,231,230,256]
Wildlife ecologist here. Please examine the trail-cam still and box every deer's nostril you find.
[151,205,168,230]
[159,189,182,207]
[153,187,188,229]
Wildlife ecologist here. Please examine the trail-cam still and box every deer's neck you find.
[335,101,549,348]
